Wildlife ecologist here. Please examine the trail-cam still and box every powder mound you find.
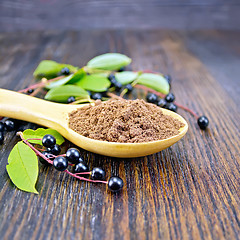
[68,99,185,143]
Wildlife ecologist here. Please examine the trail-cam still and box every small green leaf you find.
[87,53,132,71]
[44,85,89,103]
[45,75,74,89]
[115,71,138,85]
[67,68,86,85]
[23,128,65,145]
[136,73,170,94]
[33,60,78,79]
[76,74,111,92]
[6,142,39,194]
[45,68,86,89]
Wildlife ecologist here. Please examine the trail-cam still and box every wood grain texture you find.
[0,30,240,240]
[0,0,240,32]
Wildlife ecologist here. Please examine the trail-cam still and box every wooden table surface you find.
[0,30,239,240]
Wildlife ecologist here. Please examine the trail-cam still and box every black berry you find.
[53,156,68,171]
[47,144,61,155]
[27,89,34,94]
[108,74,115,81]
[67,96,75,103]
[60,67,70,75]
[165,93,175,103]
[146,93,158,104]
[118,67,125,72]
[157,98,167,108]
[110,79,117,88]
[92,93,102,100]
[66,148,81,164]
[39,151,53,166]
[125,84,133,93]
[87,90,92,98]
[197,116,209,130]
[91,167,106,180]
[114,81,122,92]
[4,119,17,131]
[0,132,4,145]
[42,134,56,148]
[165,103,177,112]
[0,122,4,132]
[74,162,89,173]
[108,176,124,192]
[164,75,172,85]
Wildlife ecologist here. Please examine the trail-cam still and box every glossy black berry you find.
[110,78,117,88]
[114,81,122,92]
[4,119,17,131]
[60,67,70,75]
[146,93,158,104]
[47,144,61,155]
[74,162,89,173]
[27,89,34,94]
[53,156,68,171]
[92,93,102,100]
[67,96,75,103]
[197,116,209,130]
[165,103,177,112]
[42,134,56,148]
[0,132,4,145]
[39,151,53,166]
[108,74,115,81]
[87,90,92,98]
[165,93,175,103]
[157,98,167,108]
[0,122,4,132]
[91,167,106,180]
[118,67,125,72]
[125,84,133,93]
[164,75,172,85]
[66,148,81,164]
[108,176,124,192]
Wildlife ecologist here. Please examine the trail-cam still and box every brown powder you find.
[68,99,185,143]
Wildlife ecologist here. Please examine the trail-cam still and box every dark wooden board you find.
[0,1,240,32]
[0,30,239,240]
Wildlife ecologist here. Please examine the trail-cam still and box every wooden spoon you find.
[0,88,188,158]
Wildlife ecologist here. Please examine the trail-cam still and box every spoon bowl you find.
[0,88,188,158]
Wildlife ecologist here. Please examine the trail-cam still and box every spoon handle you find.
[0,88,71,128]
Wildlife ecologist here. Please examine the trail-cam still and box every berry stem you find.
[17,132,53,164]
[26,138,42,141]
[30,87,43,97]
[74,172,91,175]
[65,170,108,184]
[174,103,199,119]
[107,92,124,100]
[18,76,64,93]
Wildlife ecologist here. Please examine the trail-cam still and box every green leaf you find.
[115,71,138,85]
[23,128,65,145]
[66,68,86,85]
[33,60,78,79]
[44,85,90,103]
[136,73,170,94]
[45,75,74,89]
[6,142,39,194]
[76,74,111,92]
[87,53,132,71]
[45,68,86,89]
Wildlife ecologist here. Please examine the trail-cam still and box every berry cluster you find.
[146,92,177,112]
[40,134,123,192]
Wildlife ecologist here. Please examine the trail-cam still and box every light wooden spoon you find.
[0,88,188,158]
